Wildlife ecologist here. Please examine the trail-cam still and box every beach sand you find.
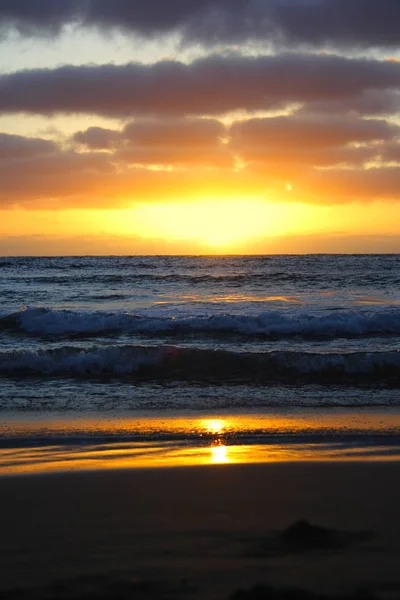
[0,462,400,599]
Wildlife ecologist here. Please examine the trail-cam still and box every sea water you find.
[1,254,399,473]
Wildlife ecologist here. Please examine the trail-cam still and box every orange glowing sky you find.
[0,0,400,254]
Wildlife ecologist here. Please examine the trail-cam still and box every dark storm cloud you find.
[1,0,400,49]
[2,53,400,118]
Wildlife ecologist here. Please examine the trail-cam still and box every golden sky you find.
[0,0,400,254]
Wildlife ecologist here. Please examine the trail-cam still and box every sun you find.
[84,197,337,254]
[130,198,285,249]
[202,419,226,434]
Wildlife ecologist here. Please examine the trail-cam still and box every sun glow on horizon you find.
[134,199,276,248]
[203,419,226,434]
[2,199,400,256]
[128,198,328,250]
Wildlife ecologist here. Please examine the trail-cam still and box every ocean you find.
[1,254,400,474]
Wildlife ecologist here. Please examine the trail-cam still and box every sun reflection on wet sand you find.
[1,410,400,475]
[2,441,400,476]
[211,444,230,464]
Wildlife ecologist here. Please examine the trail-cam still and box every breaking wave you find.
[0,344,399,384]
[1,306,400,340]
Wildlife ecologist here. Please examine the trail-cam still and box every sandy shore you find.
[1,462,400,599]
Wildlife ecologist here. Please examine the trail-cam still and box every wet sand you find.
[0,462,400,599]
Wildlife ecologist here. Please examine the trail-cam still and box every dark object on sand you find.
[280,520,341,549]
[245,520,374,557]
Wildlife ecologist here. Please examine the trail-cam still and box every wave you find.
[2,306,400,340]
[0,344,399,384]
[3,272,319,285]
[3,269,398,287]
[0,258,160,269]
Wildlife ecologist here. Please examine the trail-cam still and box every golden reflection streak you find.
[2,443,400,476]
[210,445,230,464]
[2,412,400,475]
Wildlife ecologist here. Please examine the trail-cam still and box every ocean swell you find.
[0,344,399,384]
[1,306,400,340]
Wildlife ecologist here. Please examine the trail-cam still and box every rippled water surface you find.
[1,255,399,472]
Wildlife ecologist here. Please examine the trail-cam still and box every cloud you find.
[299,90,400,118]
[0,0,222,37]
[0,143,116,206]
[74,118,231,167]
[0,0,80,35]
[73,115,397,173]
[72,127,120,150]
[1,53,400,118]
[304,166,400,201]
[115,146,232,168]
[0,132,57,159]
[0,129,245,206]
[230,115,397,169]
[1,0,400,50]
[2,117,400,208]
[122,118,225,146]
[381,141,400,163]
[231,115,396,149]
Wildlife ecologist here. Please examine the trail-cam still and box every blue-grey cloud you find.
[0,132,57,159]
[1,53,400,118]
[72,127,121,150]
[1,0,400,49]
[299,90,400,118]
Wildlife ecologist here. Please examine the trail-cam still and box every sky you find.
[1,0,400,255]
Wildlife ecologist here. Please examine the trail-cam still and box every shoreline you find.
[2,407,400,475]
[2,441,400,476]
